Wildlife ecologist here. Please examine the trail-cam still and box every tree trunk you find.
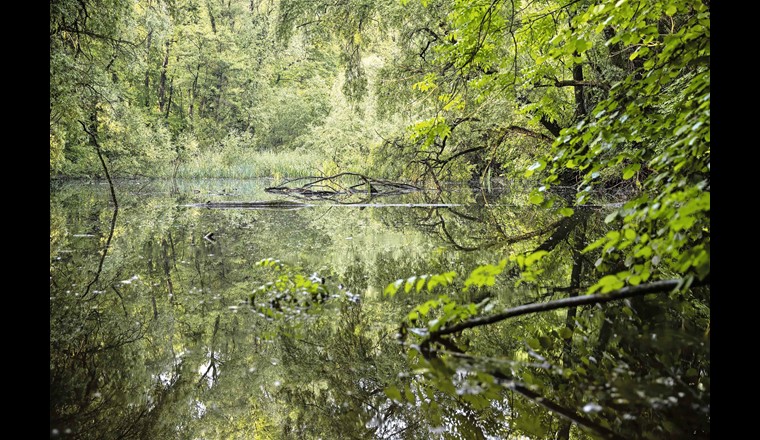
[572,59,586,119]
[556,218,586,440]
[165,78,173,119]
[158,40,171,112]
[207,2,217,34]
[189,65,199,120]
[144,30,153,107]
[162,238,175,305]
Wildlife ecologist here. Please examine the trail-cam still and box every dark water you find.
[50,179,709,439]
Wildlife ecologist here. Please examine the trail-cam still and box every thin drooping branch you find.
[82,189,118,298]
[428,279,688,338]
[501,378,627,440]
[54,25,138,48]
[506,125,555,143]
[533,210,589,252]
[79,120,118,209]
[419,348,627,439]
[197,315,221,387]
[79,120,118,298]
[440,146,486,166]
[503,218,564,244]
[111,285,129,317]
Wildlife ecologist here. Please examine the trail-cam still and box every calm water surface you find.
[50,178,709,439]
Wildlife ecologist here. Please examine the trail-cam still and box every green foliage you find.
[463,259,507,290]
[250,258,336,319]
[534,0,710,288]
[383,271,457,297]
[51,0,710,437]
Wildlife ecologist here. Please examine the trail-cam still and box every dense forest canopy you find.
[50,0,709,438]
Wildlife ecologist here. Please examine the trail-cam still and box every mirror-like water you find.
[50,179,709,439]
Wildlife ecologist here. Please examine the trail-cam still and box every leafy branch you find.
[421,278,704,343]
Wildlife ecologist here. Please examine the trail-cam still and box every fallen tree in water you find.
[187,200,309,210]
[265,172,423,202]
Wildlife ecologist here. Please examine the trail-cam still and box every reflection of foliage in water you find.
[50,179,707,438]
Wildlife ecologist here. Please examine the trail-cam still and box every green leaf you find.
[665,5,677,16]
[630,46,650,61]
[623,163,640,179]
[575,39,591,53]
[525,250,549,266]
[405,276,419,293]
[589,274,625,294]
[529,193,545,204]
[527,337,541,350]
[416,276,426,293]
[560,327,574,339]
[559,207,575,217]
[384,279,403,297]
[464,260,507,288]
[385,386,402,402]
[583,237,607,253]
[524,160,546,177]
[404,386,416,403]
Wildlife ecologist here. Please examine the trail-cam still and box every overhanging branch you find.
[428,279,697,338]
[533,80,610,90]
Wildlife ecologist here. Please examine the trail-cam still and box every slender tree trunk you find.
[189,65,199,120]
[215,69,225,123]
[165,78,174,119]
[207,2,217,33]
[572,59,586,119]
[557,218,586,440]
[158,40,171,112]
[144,30,153,107]
[162,238,175,304]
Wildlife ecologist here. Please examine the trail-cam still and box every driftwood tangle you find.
[265,172,422,202]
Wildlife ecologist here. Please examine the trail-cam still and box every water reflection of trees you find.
[50,182,708,439]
